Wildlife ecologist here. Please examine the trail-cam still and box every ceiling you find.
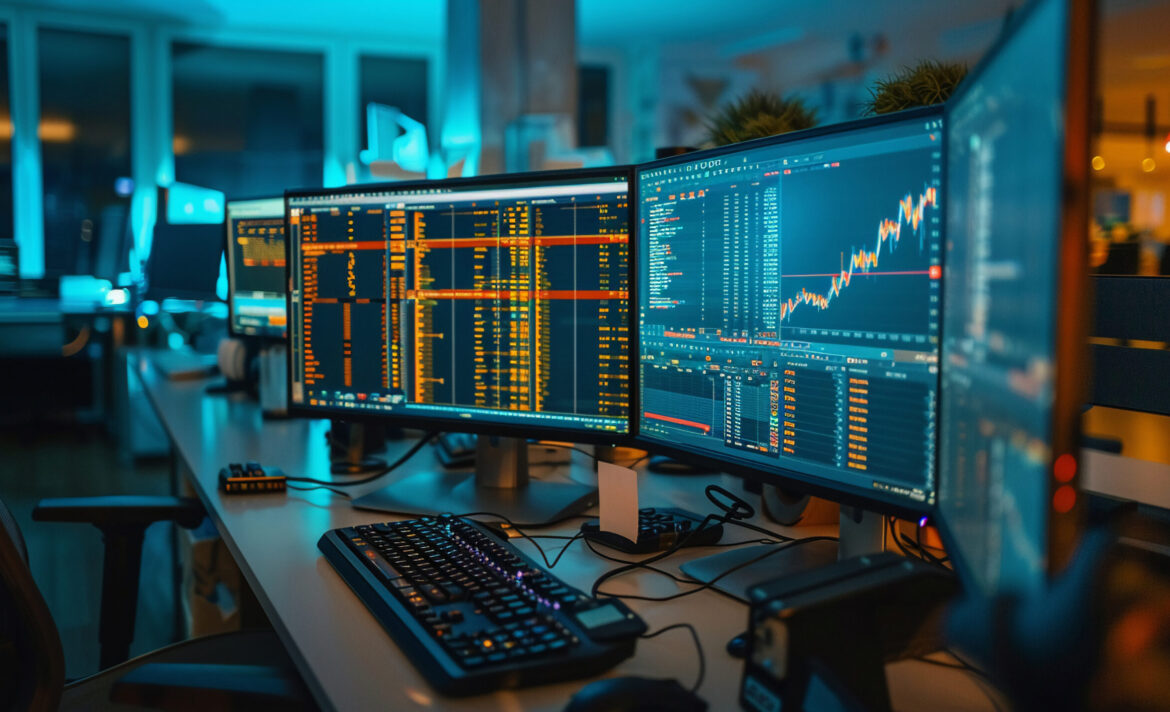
[9,0,1170,131]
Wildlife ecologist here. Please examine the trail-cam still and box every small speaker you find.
[761,485,810,526]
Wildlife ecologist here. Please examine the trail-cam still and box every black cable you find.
[593,536,839,603]
[286,432,437,488]
[641,623,705,693]
[889,517,919,560]
[583,538,703,586]
[720,515,796,543]
[286,483,353,498]
[455,510,585,570]
[587,484,789,598]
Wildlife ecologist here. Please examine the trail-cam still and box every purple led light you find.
[918,516,929,529]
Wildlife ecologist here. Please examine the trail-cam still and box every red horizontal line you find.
[644,412,710,433]
[409,289,627,300]
[780,270,931,278]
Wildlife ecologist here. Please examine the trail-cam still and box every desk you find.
[131,351,998,711]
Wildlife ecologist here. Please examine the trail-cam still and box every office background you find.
[1,0,1168,691]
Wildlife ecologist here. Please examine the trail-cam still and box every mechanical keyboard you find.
[318,514,646,696]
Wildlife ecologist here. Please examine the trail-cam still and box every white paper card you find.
[598,461,639,543]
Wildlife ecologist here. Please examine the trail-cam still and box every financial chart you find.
[778,151,940,344]
[639,113,943,507]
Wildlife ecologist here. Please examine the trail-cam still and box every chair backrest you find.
[0,497,64,711]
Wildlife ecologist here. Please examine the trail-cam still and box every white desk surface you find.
[132,352,999,712]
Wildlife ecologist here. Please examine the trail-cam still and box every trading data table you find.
[288,177,631,434]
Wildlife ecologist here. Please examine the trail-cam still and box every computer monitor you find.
[937,0,1092,598]
[636,108,944,519]
[226,197,287,338]
[0,241,17,296]
[144,222,224,302]
[286,168,633,524]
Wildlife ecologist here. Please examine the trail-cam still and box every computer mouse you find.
[727,631,748,659]
[563,676,707,712]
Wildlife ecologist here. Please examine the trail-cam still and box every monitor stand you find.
[678,505,885,602]
[350,436,598,527]
[329,421,387,475]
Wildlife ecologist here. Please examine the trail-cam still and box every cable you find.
[286,483,353,498]
[593,536,839,603]
[583,538,703,586]
[286,432,437,488]
[587,484,792,599]
[641,623,705,693]
[455,510,585,570]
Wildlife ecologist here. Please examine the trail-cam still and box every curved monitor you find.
[286,168,633,442]
[226,196,287,338]
[938,0,1092,596]
[635,108,944,515]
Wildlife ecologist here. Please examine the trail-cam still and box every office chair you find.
[0,494,313,711]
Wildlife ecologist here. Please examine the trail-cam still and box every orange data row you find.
[298,235,626,253]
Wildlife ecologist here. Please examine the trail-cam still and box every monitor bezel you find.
[933,0,1095,589]
[225,194,288,341]
[631,105,945,520]
[282,166,636,445]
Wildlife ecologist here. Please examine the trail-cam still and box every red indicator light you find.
[1053,485,1076,513]
[929,265,942,279]
[1053,453,1077,483]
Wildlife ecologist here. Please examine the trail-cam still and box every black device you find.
[218,462,287,494]
[435,432,478,469]
[740,553,956,712]
[726,632,748,659]
[144,221,224,301]
[225,196,287,339]
[317,514,646,696]
[564,676,708,712]
[286,167,633,525]
[580,507,723,554]
[645,455,715,476]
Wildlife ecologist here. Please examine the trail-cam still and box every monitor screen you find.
[226,197,287,338]
[637,110,943,511]
[287,170,632,437]
[939,0,1088,596]
[145,222,224,301]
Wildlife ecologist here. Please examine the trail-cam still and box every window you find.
[358,54,429,153]
[172,42,324,199]
[578,65,610,148]
[0,24,11,243]
[39,28,131,278]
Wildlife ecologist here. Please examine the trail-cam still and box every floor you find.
[0,422,179,680]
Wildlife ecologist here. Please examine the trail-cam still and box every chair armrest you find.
[110,663,311,708]
[32,496,204,530]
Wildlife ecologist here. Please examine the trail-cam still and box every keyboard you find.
[318,514,646,696]
[581,507,723,554]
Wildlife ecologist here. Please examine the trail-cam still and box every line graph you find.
[779,185,938,322]
[775,145,942,342]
